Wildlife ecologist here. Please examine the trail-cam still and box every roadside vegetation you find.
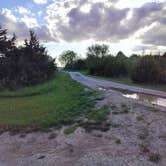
[80,71,166,92]
[59,44,166,90]
[0,26,112,132]
[0,72,96,129]
[0,26,56,90]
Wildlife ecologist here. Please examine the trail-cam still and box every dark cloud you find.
[46,0,166,45]
[139,3,166,46]
[0,0,166,50]
[141,24,166,46]
[47,1,129,42]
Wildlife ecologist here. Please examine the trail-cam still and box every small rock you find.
[48,133,57,139]
[38,155,45,159]
[19,134,26,138]
[91,130,103,137]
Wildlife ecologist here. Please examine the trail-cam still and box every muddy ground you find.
[0,74,166,166]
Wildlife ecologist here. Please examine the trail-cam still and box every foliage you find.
[0,72,95,128]
[87,105,109,121]
[0,27,56,89]
[64,126,77,135]
[87,44,109,58]
[131,56,160,83]
[86,46,129,77]
[65,58,87,70]
[149,153,161,163]
[86,44,109,75]
[60,43,165,85]
[59,50,77,66]
[81,44,165,84]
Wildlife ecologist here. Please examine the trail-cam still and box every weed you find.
[149,153,161,163]
[136,115,144,121]
[88,105,110,122]
[139,144,150,153]
[115,138,121,144]
[64,126,77,135]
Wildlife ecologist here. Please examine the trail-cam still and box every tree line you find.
[0,26,56,89]
[59,44,166,84]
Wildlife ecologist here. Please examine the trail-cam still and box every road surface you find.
[69,72,166,98]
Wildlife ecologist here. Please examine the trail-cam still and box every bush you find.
[65,59,87,70]
[131,56,160,83]
[0,28,56,89]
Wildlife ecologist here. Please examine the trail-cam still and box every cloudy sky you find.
[0,0,166,60]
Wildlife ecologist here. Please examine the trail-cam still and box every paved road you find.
[69,72,166,98]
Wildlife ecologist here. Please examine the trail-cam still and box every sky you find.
[0,0,166,63]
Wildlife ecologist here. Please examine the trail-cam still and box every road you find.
[69,72,166,98]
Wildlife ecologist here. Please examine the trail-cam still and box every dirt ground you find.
[0,73,166,166]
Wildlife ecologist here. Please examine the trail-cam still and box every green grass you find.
[0,72,95,128]
[149,153,161,163]
[80,71,166,92]
[136,115,144,121]
[64,126,77,135]
[88,105,110,121]
[115,138,121,144]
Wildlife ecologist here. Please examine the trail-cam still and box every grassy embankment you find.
[80,71,166,92]
[0,72,97,129]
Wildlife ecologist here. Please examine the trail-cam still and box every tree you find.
[19,30,56,86]
[115,51,128,76]
[66,58,87,70]
[86,44,109,75]
[0,26,16,56]
[87,44,109,58]
[0,29,56,89]
[59,50,77,67]
[131,56,160,83]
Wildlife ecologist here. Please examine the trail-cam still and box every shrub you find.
[0,28,56,89]
[131,56,160,83]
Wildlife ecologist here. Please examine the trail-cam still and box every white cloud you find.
[33,0,47,4]
[15,6,31,15]
[0,8,54,42]
[0,0,166,54]
[21,16,39,28]
[38,11,42,17]
[45,0,165,47]
[1,8,17,22]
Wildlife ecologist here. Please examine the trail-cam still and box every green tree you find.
[87,44,109,58]
[59,50,77,67]
[0,26,16,56]
[0,29,56,89]
[86,44,109,75]
[131,55,160,83]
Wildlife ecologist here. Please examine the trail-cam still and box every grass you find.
[136,115,144,121]
[78,105,110,132]
[115,138,121,144]
[64,126,77,135]
[149,153,161,163]
[80,71,166,92]
[0,72,95,129]
[87,105,110,121]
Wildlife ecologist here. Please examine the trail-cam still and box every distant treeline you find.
[59,44,166,84]
[0,26,56,89]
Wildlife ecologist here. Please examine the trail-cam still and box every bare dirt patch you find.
[0,74,166,166]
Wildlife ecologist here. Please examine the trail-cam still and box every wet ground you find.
[69,72,166,109]
[0,72,166,166]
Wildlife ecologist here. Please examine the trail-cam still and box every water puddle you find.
[123,93,166,107]
[98,86,166,107]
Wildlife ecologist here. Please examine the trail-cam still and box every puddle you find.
[98,86,166,107]
[98,87,107,91]
[123,93,166,107]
